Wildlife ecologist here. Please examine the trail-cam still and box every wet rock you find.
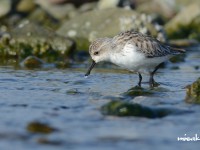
[136,0,177,21]
[48,0,69,4]
[175,0,200,7]
[57,8,167,50]
[16,0,36,13]
[78,2,97,13]
[66,88,80,95]
[35,0,77,20]
[28,8,60,30]
[165,2,200,41]
[0,0,11,18]
[101,101,171,118]
[38,138,62,145]
[185,78,200,104]
[170,66,180,70]
[123,86,154,98]
[170,53,186,63]
[0,21,75,62]
[97,0,119,9]
[45,0,98,7]
[55,60,70,68]
[21,56,44,68]
[27,122,57,134]
[97,0,135,9]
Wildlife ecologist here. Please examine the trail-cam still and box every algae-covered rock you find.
[185,78,200,104]
[101,101,171,118]
[123,86,154,98]
[57,8,167,50]
[28,8,60,30]
[165,2,200,41]
[27,121,57,134]
[0,21,75,62]
[170,53,186,63]
[21,56,44,68]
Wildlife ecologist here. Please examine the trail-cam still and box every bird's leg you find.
[137,72,142,87]
[149,72,156,87]
[149,63,163,87]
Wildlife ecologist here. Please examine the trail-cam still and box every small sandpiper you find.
[85,30,185,87]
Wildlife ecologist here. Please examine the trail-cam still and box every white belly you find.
[110,43,169,73]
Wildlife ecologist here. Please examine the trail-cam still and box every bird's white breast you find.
[109,43,169,73]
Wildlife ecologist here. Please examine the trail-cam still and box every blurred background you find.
[0,1,200,150]
[0,0,199,67]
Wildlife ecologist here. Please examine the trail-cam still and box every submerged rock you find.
[165,2,200,41]
[123,86,155,98]
[27,121,57,134]
[170,53,186,63]
[37,138,62,145]
[57,8,167,50]
[101,101,172,118]
[185,78,200,104]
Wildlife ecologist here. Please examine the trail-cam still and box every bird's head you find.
[85,38,112,77]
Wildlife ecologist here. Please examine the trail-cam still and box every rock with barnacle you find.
[0,21,74,61]
[185,78,200,104]
[57,8,167,50]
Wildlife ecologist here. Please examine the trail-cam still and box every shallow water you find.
[0,47,200,150]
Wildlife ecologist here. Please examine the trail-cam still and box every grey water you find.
[0,46,200,150]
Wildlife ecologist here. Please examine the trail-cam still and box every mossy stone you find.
[21,56,44,68]
[123,86,154,97]
[102,100,176,118]
[186,78,200,104]
[27,122,57,134]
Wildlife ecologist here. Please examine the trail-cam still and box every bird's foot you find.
[149,81,160,88]
[137,83,141,87]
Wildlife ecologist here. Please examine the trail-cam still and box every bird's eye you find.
[94,52,99,55]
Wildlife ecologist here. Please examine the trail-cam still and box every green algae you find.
[101,101,171,118]
[186,78,200,104]
[27,122,57,134]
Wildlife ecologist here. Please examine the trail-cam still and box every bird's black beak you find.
[85,60,96,77]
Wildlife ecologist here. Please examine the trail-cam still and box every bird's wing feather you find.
[114,31,185,58]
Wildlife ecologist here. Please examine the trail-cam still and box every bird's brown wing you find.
[114,30,185,58]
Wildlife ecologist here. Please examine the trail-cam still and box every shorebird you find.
[85,30,185,87]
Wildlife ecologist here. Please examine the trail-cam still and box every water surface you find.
[0,47,200,150]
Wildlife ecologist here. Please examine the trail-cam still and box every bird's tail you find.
[171,47,186,53]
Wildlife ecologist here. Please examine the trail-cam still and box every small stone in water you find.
[27,121,57,134]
